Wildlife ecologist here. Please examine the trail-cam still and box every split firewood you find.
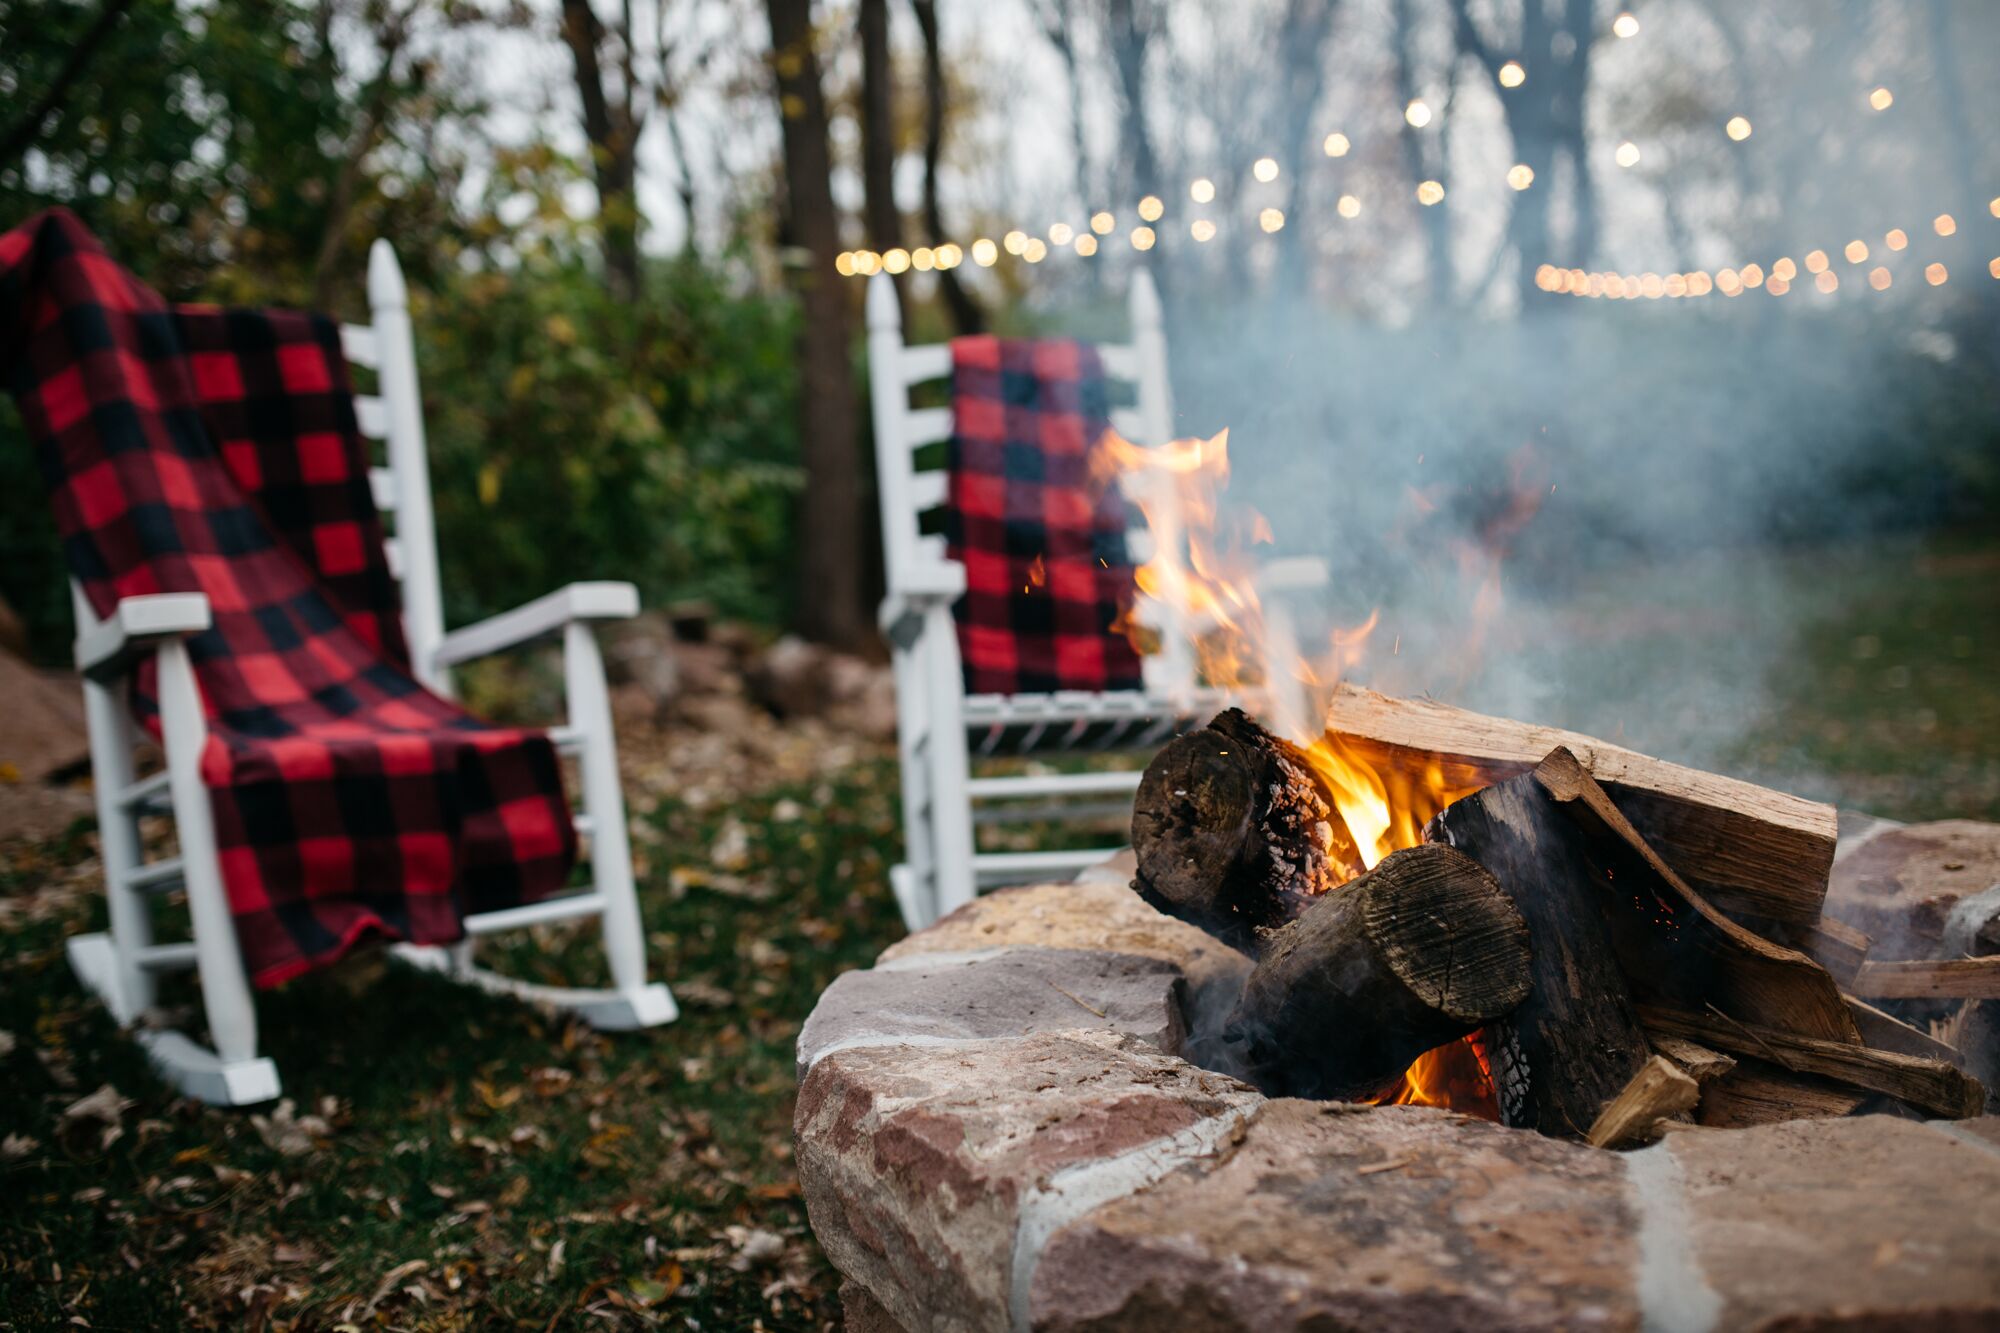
[1531,746,1859,1044]
[1844,997,1970,1069]
[1849,957,2000,1000]
[1650,1036,1736,1084]
[1224,843,1532,1100]
[1325,684,1838,923]
[1695,1059,1869,1128]
[1638,1004,1985,1119]
[1131,708,1348,950]
[1426,766,1652,1139]
[1586,1055,1701,1148]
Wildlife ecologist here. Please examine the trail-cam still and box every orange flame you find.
[1091,424,1548,1119]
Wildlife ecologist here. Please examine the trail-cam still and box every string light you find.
[1934,213,1957,236]
[1726,116,1752,141]
[1416,180,1444,205]
[1138,195,1164,222]
[1022,238,1048,263]
[883,247,911,274]
[1190,178,1214,203]
[1717,268,1741,295]
[939,243,963,269]
[1003,230,1027,255]
[1073,233,1098,257]
[1740,263,1765,288]
[1771,257,1795,281]
[835,251,856,276]
[1612,12,1639,38]
[1990,257,2000,279]
[1323,133,1350,157]
[1190,219,1216,242]
[1130,226,1156,251]
[1804,249,1828,273]
[1868,87,1894,111]
[1253,156,1280,182]
[1814,269,1837,293]
[1926,262,1947,285]
[1405,99,1432,128]
[1885,228,1908,251]
[1337,194,1362,218]
[1499,61,1526,88]
[1090,211,1115,235]
[1259,208,1285,233]
[1049,222,1074,246]
[1507,164,1535,190]
[1869,266,1891,290]
[1992,198,2000,218]
[1767,275,1790,295]
[1615,141,1641,168]
[854,250,882,275]
[1844,239,1868,264]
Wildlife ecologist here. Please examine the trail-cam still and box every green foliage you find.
[416,253,803,628]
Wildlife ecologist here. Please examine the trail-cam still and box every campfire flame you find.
[1092,424,1539,1115]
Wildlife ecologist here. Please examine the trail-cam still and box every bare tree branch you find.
[0,0,137,166]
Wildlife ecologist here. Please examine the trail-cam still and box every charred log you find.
[1224,843,1532,1100]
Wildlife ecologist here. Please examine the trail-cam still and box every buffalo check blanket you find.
[943,337,1145,695]
[1,209,576,988]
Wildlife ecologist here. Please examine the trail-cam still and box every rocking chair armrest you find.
[432,581,640,669]
[877,564,968,642]
[74,593,213,682]
[1255,555,1330,595]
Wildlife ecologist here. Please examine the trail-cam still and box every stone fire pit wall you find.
[794,859,2000,1332]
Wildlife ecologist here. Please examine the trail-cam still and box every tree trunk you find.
[1392,0,1452,309]
[767,0,866,649]
[561,0,644,301]
[1271,0,1341,287]
[1106,0,1164,293]
[858,0,907,321]
[910,0,983,334]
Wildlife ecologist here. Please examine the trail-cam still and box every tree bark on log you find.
[1225,844,1532,1099]
[1427,767,1652,1138]
[1130,708,1349,951]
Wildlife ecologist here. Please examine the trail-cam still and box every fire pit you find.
[796,693,2000,1330]
[797,868,2000,1331]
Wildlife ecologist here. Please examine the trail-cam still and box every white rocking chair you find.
[66,241,676,1107]
[866,270,1327,932]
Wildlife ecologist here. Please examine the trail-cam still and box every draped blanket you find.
[1,210,576,987]
[943,337,1145,695]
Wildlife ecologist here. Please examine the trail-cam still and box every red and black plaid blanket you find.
[943,337,1145,695]
[1,209,575,988]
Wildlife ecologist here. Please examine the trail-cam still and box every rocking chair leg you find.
[79,674,154,1022]
[922,603,977,920]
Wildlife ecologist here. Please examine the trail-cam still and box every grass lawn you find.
[0,530,1994,1330]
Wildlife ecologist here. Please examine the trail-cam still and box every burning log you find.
[1426,764,1653,1139]
[1224,844,1531,1100]
[1326,684,1839,923]
[1130,708,1346,950]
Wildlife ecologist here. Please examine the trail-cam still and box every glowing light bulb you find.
[1885,228,1908,251]
[1074,233,1098,257]
[1869,266,1891,290]
[1934,213,1957,236]
[1323,132,1350,157]
[912,246,936,272]
[1665,273,1687,297]
[1130,226,1156,251]
[1814,269,1837,293]
[1253,157,1279,182]
[858,250,884,275]
[1725,116,1752,141]
[1190,219,1216,242]
[1003,230,1027,255]
[1090,211,1115,235]
[936,243,963,269]
[1615,141,1641,168]
[883,247,911,274]
[1049,222,1074,246]
[1337,194,1361,218]
[1612,12,1639,38]
[1926,262,1948,285]
[1989,257,2000,279]
[1688,271,1713,296]
[1534,264,1556,291]
[971,238,998,267]
[1869,86,1893,111]
[835,251,856,277]
[1640,272,1665,299]
[1741,262,1765,288]
[1771,257,1796,281]
[1138,195,1164,222]
[1506,164,1535,191]
[1499,61,1525,88]
[1022,238,1048,263]
[1258,208,1285,233]
[1404,99,1432,129]
[1717,268,1741,295]
[1190,178,1215,203]
[1416,179,1445,206]
[1844,240,1868,264]
[1805,249,1828,273]
[1766,275,1790,295]
[1991,198,2000,218]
